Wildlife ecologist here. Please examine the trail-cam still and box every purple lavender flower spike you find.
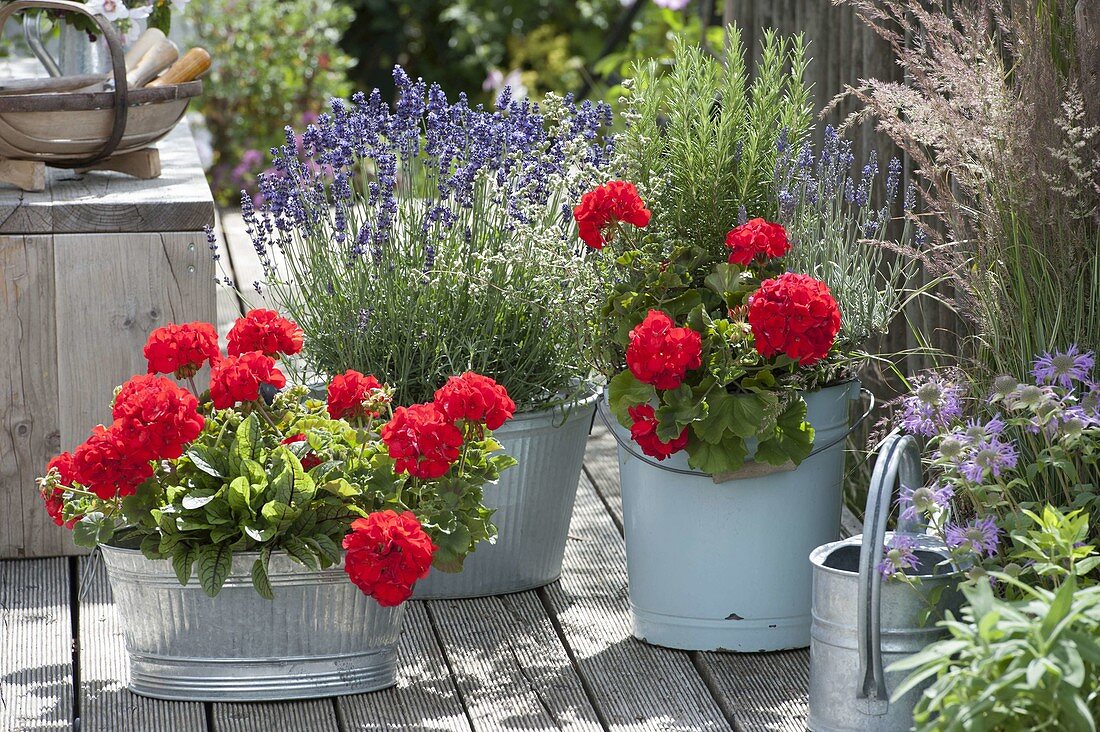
[1031,345,1096,389]
[946,517,1000,558]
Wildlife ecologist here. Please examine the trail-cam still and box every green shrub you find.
[189,0,354,206]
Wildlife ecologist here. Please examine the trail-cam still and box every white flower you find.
[85,0,129,22]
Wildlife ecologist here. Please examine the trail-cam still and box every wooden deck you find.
[0,212,830,732]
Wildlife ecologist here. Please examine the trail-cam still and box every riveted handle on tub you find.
[855,430,923,715]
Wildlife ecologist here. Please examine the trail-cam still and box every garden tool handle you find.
[146,48,211,87]
[0,0,128,167]
[856,429,923,715]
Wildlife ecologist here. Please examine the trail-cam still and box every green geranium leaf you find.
[250,557,274,600]
[687,434,749,474]
[754,398,814,466]
[692,390,769,443]
[172,544,198,586]
[196,544,233,597]
[655,383,706,441]
[72,512,115,548]
[608,370,656,425]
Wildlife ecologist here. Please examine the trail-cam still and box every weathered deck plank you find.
[429,593,604,731]
[542,476,732,731]
[77,556,206,732]
[337,602,472,732]
[211,701,339,732]
[0,558,73,731]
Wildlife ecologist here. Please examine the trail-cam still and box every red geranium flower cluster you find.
[628,404,689,460]
[227,309,304,357]
[112,375,205,460]
[327,370,387,421]
[143,322,221,379]
[725,218,790,266]
[70,425,155,500]
[41,452,80,528]
[343,510,438,606]
[380,403,464,479]
[573,180,652,249]
[747,273,841,366]
[626,309,703,390]
[433,372,516,430]
[209,352,287,409]
[280,433,323,471]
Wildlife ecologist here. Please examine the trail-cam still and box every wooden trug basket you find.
[0,0,203,190]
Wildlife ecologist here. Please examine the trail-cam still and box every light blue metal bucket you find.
[604,381,870,652]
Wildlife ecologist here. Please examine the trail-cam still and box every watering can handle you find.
[855,429,923,715]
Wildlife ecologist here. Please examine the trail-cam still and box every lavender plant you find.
[773,125,918,349]
[239,68,614,410]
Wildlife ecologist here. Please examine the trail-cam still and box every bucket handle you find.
[855,429,923,715]
[596,385,875,479]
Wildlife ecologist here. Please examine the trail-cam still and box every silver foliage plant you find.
[238,68,613,410]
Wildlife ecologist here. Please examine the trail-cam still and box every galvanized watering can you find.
[807,432,963,731]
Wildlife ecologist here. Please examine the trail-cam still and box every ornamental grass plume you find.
[834,0,1100,380]
[239,68,613,412]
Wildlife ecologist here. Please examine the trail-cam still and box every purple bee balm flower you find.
[877,534,920,579]
[958,436,1018,483]
[899,374,965,437]
[946,517,1000,558]
[1032,345,1095,389]
[898,482,953,522]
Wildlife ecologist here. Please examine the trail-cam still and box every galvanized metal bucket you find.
[807,432,964,731]
[605,380,871,652]
[100,545,405,702]
[412,391,599,599]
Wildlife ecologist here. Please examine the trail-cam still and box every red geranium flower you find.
[380,403,463,479]
[143,322,221,379]
[625,309,703,390]
[433,372,516,430]
[573,180,652,249]
[112,375,205,460]
[725,218,791,266]
[42,452,79,528]
[209,351,287,409]
[342,510,438,607]
[71,425,154,500]
[628,404,689,460]
[327,370,387,421]
[747,273,841,366]
[227,309,304,357]
[280,433,323,471]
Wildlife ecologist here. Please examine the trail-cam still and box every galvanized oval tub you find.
[606,380,867,652]
[413,391,599,598]
[100,545,405,702]
[807,432,963,731]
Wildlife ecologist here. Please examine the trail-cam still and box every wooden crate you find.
[0,120,214,558]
